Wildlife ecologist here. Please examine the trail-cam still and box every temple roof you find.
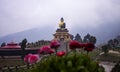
[1,42,21,49]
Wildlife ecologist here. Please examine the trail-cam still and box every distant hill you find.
[0,27,55,44]
[0,22,120,45]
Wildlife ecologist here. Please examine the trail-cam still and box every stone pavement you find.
[99,62,115,72]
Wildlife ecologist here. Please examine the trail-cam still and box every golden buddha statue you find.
[59,17,66,29]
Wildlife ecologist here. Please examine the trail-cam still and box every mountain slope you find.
[0,26,55,44]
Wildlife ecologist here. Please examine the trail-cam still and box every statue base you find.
[53,28,72,42]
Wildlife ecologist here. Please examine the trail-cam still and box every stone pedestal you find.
[53,28,72,42]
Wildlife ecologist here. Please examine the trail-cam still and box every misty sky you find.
[0,0,120,44]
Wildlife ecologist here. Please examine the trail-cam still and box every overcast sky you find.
[0,0,120,43]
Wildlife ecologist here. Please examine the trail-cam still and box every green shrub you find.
[24,52,104,72]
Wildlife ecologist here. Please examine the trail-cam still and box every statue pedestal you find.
[53,28,72,42]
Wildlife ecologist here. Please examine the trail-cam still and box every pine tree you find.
[1,42,6,47]
[89,36,96,44]
[83,33,97,44]
[83,34,90,43]
[21,38,27,59]
[74,33,82,42]
[113,38,119,48]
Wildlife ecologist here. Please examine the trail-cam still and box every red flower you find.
[79,43,86,48]
[50,40,60,49]
[57,51,66,57]
[69,40,80,49]
[38,46,54,55]
[84,43,95,52]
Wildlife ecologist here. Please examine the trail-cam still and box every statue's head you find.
[60,17,64,22]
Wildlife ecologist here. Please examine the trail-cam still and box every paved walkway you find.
[58,41,68,52]
[99,62,115,72]
[109,50,120,54]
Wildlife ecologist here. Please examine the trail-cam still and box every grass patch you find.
[88,50,101,58]
[97,53,120,62]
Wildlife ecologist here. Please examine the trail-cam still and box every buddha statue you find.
[59,17,66,29]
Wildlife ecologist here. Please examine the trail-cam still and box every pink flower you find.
[38,46,54,55]
[50,40,60,49]
[28,54,39,64]
[24,54,40,64]
[24,53,32,63]
[48,49,55,54]
[57,51,66,57]
[84,43,95,52]
[69,40,80,49]
[38,46,50,54]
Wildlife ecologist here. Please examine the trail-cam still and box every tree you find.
[83,34,90,43]
[21,38,27,59]
[101,44,109,54]
[108,39,114,49]
[70,34,74,40]
[83,33,97,44]
[74,33,82,42]
[89,36,96,44]
[21,38,27,49]
[108,38,119,49]
[116,35,120,42]
[1,42,6,47]
[113,38,119,48]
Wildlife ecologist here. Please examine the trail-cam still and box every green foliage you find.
[89,36,96,44]
[25,52,104,72]
[108,39,114,49]
[101,44,109,54]
[21,38,27,49]
[107,35,120,49]
[83,34,97,44]
[74,33,82,42]
[21,38,27,59]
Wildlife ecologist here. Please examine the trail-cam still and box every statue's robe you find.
[60,23,66,29]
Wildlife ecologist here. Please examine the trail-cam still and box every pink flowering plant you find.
[24,53,40,64]
[84,43,95,54]
[57,51,66,57]
[38,46,54,55]
[69,40,80,50]
[69,40,95,54]
[50,40,60,54]
[22,40,104,72]
[25,52,104,72]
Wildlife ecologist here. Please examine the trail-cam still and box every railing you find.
[0,64,36,72]
[0,48,39,56]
